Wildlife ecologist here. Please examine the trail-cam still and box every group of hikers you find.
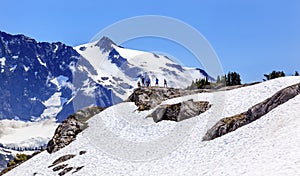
[137,75,167,88]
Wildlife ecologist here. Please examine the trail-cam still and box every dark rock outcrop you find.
[53,164,68,172]
[48,154,75,168]
[127,87,182,111]
[127,86,255,112]
[79,151,86,155]
[203,83,300,141]
[47,106,104,153]
[72,166,84,174]
[58,167,73,176]
[46,116,83,154]
[149,99,211,122]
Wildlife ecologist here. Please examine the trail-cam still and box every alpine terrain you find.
[4,76,300,176]
[0,31,211,171]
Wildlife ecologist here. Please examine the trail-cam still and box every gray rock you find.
[79,151,86,155]
[58,167,73,176]
[46,106,104,153]
[48,154,75,168]
[46,116,83,154]
[203,83,300,141]
[127,87,182,111]
[53,164,68,172]
[72,166,84,174]
[150,99,211,122]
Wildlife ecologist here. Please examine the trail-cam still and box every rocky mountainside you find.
[0,31,80,122]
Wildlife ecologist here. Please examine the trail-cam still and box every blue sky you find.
[1,0,299,83]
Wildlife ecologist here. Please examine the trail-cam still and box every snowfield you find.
[5,77,300,176]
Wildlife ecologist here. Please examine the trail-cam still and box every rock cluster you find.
[203,83,300,141]
[48,152,86,176]
[128,87,211,122]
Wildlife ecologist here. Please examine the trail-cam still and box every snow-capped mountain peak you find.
[94,36,117,53]
[74,37,212,101]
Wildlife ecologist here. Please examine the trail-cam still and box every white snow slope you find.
[6,77,300,176]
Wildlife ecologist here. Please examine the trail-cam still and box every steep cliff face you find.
[0,31,80,121]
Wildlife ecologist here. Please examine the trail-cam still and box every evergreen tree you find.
[225,72,241,86]
[263,71,285,81]
[216,76,221,83]
[188,77,210,89]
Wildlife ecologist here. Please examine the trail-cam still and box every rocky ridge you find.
[128,87,211,122]
[203,82,300,141]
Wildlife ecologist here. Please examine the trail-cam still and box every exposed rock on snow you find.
[46,116,83,154]
[48,154,75,168]
[52,164,68,172]
[47,153,85,175]
[127,87,209,111]
[203,82,300,141]
[47,107,104,153]
[58,166,73,176]
[127,87,182,110]
[72,166,84,174]
[149,99,211,122]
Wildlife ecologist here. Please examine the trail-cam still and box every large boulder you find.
[203,83,300,141]
[149,99,211,122]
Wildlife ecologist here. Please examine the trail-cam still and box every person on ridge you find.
[141,75,145,87]
[146,79,151,87]
[164,79,167,88]
[155,78,159,87]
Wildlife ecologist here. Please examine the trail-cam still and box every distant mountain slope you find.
[0,31,212,123]
[5,77,300,176]
[0,31,81,122]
